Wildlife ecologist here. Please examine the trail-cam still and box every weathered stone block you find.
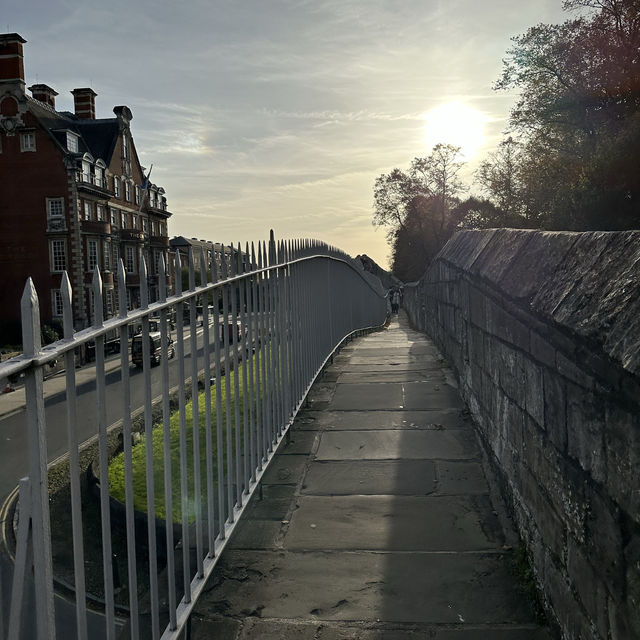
[473,228,534,287]
[521,421,587,544]
[604,405,640,522]
[498,230,578,303]
[624,536,640,639]
[557,351,595,390]
[486,296,530,351]
[469,287,486,328]
[542,370,567,453]
[468,326,484,369]
[542,549,598,640]
[567,536,609,638]
[566,383,606,483]
[586,490,625,597]
[519,467,565,561]
[530,332,556,369]
[524,359,544,427]
[483,334,500,385]
[497,344,527,409]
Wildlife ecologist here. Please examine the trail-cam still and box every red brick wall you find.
[0,110,69,328]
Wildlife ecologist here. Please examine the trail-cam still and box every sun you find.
[422,102,488,160]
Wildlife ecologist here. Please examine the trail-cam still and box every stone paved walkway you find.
[191,314,554,639]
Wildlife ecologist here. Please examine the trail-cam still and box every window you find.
[132,214,138,229]
[135,185,141,205]
[52,290,64,317]
[103,241,110,270]
[110,208,118,226]
[51,239,66,272]
[66,132,78,153]
[113,244,119,268]
[123,135,129,160]
[154,250,164,275]
[151,221,157,235]
[106,289,114,317]
[120,212,127,228]
[114,177,121,198]
[83,201,92,221]
[88,239,98,272]
[20,131,36,152]
[125,181,131,202]
[47,198,64,218]
[82,160,91,183]
[142,217,148,233]
[126,246,136,274]
[95,166,104,188]
[96,204,105,221]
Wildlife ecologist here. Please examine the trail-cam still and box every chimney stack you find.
[28,83,58,109]
[0,33,27,90]
[71,87,97,119]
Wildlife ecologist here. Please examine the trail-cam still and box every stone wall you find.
[403,229,640,640]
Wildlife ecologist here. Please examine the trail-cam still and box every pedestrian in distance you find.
[391,288,400,314]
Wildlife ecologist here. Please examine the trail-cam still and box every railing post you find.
[20,278,56,640]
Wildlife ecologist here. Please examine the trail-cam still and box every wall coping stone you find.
[435,229,640,376]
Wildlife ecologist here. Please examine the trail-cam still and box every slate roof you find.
[27,95,120,164]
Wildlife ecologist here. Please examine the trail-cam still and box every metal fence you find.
[0,234,388,640]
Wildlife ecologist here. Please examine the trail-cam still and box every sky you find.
[10,0,571,268]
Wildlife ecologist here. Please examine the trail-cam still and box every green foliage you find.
[108,352,269,523]
[41,323,60,346]
[374,144,468,281]
[494,0,640,229]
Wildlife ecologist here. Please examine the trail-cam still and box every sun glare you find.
[423,102,488,160]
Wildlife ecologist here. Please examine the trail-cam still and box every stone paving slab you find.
[296,410,469,431]
[342,356,442,366]
[199,550,538,625]
[330,382,463,410]
[331,361,445,372]
[315,430,479,461]
[190,618,553,639]
[340,346,442,358]
[337,370,447,383]
[436,461,490,495]
[284,495,504,551]
[301,460,437,495]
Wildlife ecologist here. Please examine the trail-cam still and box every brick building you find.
[0,33,172,342]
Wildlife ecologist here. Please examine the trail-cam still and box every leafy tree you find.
[373,144,468,280]
[495,0,640,229]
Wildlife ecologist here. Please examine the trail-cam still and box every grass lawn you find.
[108,350,275,524]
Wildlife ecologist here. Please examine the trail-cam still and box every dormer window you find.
[95,161,106,188]
[82,159,91,183]
[66,132,79,153]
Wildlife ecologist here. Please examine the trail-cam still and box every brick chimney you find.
[0,33,27,90]
[71,87,97,119]
[28,83,58,109]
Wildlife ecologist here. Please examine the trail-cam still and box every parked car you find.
[131,332,175,368]
[219,321,245,344]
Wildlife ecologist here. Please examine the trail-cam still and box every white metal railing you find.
[0,233,387,640]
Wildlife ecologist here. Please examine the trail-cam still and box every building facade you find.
[0,33,172,341]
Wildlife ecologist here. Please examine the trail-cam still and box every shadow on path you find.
[188,313,554,639]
